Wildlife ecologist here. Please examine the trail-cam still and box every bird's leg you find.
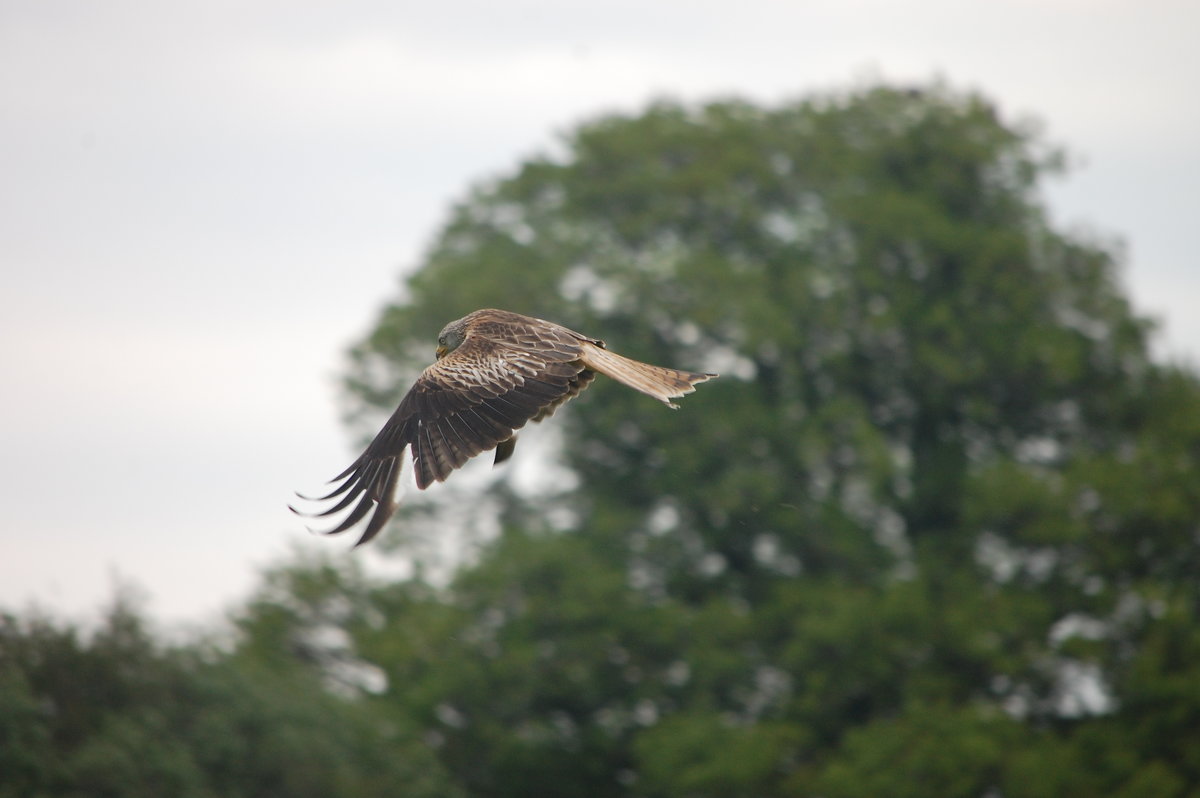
[493,435,517,466]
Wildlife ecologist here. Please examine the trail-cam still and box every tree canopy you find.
[4,82,1199,798]
[333,82,1200,796]
[0,591,461,798]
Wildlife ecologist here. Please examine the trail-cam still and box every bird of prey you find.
[292,308,716,545]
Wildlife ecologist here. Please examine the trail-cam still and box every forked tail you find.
[579,342,716,407]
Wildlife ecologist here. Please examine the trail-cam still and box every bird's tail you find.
[579,342,716,407]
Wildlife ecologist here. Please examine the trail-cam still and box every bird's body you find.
[293,308,716,545]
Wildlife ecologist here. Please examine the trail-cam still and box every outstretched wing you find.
[292,317,590,546]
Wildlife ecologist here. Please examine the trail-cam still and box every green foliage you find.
[813,705,1018,798]
[326,81,1200,795]
[635,713,803,797]
[358,530,679,797]
[0,596,460,798]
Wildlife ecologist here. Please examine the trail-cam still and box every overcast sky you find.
[2,0,1197,628]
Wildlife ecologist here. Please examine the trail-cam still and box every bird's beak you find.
[435,345,448,359]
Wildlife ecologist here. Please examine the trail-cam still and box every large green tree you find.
[275,83,1200,796]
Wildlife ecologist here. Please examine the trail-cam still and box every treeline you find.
[0,593,460,798]
[4,82,1200,797]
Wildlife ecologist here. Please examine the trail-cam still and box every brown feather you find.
[577,341,716,407]
[292,308,716,545]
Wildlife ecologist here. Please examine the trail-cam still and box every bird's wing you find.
[292,320,588,545]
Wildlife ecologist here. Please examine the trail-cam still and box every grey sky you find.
[2,0,1197,626]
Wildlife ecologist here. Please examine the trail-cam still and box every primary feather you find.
[292,308,716,545]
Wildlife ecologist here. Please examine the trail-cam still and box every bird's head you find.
[435,319,467,359]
